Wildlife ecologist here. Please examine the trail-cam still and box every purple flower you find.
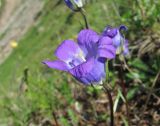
[43,29,116,85]
[103,25,129,55]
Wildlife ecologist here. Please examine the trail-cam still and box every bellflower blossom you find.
[103,25,129,55]
[64,0,85,11]
[43,29,116,85]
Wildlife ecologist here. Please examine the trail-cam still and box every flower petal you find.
[98,37,116,59]
[43,60,69,71]
[123,40,129,55]
[102,25,128,47]
[77,29,100,58]
[112,31,122,47]
[78,29,99,46]
[54,40,83,63]
[69,58,106,85]
[102,26,117,38]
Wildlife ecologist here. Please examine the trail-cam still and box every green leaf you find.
[129,59,148,72]
[127,87,139,100]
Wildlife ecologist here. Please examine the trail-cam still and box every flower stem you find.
[103,85,114,126]
[80,9,89,29]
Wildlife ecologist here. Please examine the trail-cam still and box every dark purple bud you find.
[64,0,74,10]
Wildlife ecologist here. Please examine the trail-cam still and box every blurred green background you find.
[0,0,160,125]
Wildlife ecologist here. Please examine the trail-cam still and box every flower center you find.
[76,50,86,62]
[68,50,86,68]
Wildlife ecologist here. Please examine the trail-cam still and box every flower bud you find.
[64,0,85,11]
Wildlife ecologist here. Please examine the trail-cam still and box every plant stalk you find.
[80,9,89,29]
[52,112,59,126]
[103,85,114,126]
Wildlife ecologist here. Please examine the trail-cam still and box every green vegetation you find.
[0,0,5,15]
[0,0,160,125]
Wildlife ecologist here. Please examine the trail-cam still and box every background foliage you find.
[0,0,159,125]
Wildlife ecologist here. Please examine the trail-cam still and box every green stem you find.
[106,60,109,83]
[80,9,89,29]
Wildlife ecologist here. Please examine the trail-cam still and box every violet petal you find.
[77,29,100,58]
[43,60,69,71]
[54,40,82,63]
[98,36,116,59]
[69,58,106,85]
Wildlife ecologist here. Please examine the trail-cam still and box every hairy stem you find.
[103,85,114,126]
[52,112,59,126]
